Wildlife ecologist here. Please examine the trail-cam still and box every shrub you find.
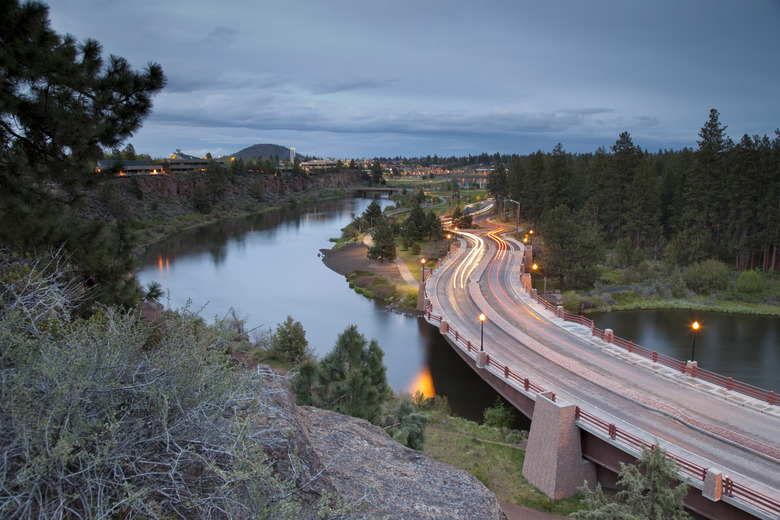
[737,270,763,294]
[483,397,515,429]
[562,290,581,313]
[683,259,730,293]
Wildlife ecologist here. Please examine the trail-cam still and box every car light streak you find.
[452,230,485,289]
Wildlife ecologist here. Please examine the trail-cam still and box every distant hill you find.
[226,144,296,161]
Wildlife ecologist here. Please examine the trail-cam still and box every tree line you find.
[487,110,779,277]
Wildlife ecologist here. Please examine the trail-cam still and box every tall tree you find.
[540,204,603,289]
[681,109,729,245]
[294,325,391,424]
[522,150,546,221]
[625,157,662,254]
[362,200,383,228]
[367,215,397,263]
[607,132,643,241]
[543,143,573,211]
[0,0,165,308]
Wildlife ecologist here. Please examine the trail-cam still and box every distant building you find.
[300,158,338,172]
[168,150,226,174]
[95,160,163,176]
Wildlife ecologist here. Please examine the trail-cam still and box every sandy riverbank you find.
[320,242,409,288]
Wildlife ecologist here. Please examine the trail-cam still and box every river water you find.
[137,198,507,423]
[588,309,779,392]
[137,197,779,425]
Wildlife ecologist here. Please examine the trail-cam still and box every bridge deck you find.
[424,220,780,519]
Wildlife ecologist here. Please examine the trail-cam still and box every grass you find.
[422,411,584,516]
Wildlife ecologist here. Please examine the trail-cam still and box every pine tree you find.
[0,0,165,308]
[362,200,383,228]
[295,325,391,424]
[271,315,309,364]
[573,445,692,520]
[368,215,397,263]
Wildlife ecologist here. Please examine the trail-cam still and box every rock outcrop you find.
[258,369,506,520]
[300,407,507,520]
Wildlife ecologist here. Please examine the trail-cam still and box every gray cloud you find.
[46,0,780,159]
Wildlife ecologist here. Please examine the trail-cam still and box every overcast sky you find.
[48,0,780,160]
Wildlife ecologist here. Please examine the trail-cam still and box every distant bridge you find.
[352,186,404,197]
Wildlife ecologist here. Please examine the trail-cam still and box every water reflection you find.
[589,309,779,391]
[407,365,435,399]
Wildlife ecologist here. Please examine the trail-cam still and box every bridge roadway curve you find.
[425,217,780,509]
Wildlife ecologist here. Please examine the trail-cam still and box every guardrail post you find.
[440,320,449,334]
[723,476,733,497]
[768,391,776,406]
[604,329,614,343]
[685,360,698,378]
[454,330,459,342]
[726,377,733,391]
[467,340,471,352]
[476,351,488,369]
[652,351,658,363]
[608,424,617,439]
[556,305,564,319]
[591,324,595,336]
[504,366,509,378]
[524,378,530,392]
[628,341,634,353]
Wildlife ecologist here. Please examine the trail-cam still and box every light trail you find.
[451,230,486,289]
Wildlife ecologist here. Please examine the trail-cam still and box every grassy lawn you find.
[423,411,584,516]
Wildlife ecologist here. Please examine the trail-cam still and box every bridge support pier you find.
[522,392,596,499]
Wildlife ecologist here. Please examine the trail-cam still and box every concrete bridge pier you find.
[522,392,597,499]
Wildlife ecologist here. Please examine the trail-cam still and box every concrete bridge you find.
[419,218,780,520]
[352,186,403,197]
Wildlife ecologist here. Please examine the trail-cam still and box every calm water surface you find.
[137,198,508,423]
[588,309,779,391]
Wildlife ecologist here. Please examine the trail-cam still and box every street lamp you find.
[479,313,487,351]
[532,263,538,289]
[420,258,427,283]
[690,321,700,361]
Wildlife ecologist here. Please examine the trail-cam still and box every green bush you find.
[683,259,730,293]
[483,397,515,429]
[562,291,581,313]
[737,270,763,294]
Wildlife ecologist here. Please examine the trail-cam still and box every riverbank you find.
[320,242,421,312]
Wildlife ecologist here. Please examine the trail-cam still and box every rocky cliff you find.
[259,369,506,520]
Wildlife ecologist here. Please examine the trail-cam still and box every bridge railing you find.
[525,278,778,407]
[423,301,780,518]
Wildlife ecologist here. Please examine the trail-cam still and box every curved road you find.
[426,215,780,510]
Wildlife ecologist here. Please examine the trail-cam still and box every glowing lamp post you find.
[532,263,538,289]
[420,258,427,283]
[479,313,487,351]
[690,321,700,362]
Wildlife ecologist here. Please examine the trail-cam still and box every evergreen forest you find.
[483,110,779,276]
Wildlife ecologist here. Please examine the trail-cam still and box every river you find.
[588,309,779,391]
[137,197,510,423]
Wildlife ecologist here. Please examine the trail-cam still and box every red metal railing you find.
[422,297,780,518]
[522,276,778,406]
